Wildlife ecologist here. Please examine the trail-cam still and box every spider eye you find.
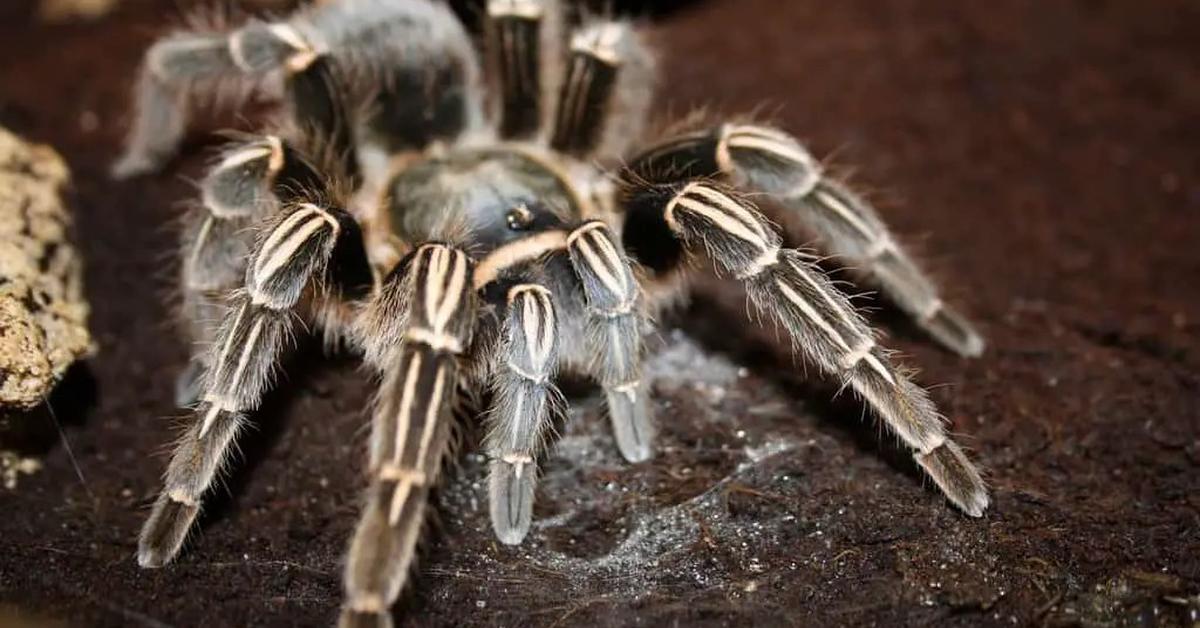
[505,204,534,230]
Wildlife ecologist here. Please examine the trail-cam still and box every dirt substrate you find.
[1,1,1198,626]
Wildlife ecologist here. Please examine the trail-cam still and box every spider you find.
[115,0,990,625]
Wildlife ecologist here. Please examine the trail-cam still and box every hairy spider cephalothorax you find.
[115,0,990,624]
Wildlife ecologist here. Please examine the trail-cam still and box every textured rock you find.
[0,127,91,412]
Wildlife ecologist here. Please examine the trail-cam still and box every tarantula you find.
[115,0,989,624]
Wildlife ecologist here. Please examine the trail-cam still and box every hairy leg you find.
[622,180,988,515]
[140,202,369,567]
[484,281,563,544]
[484,0,565,139]
[550,20,655,160]
[565,221,654,462]
[627,123,985,357]
[113,20,318,178]
[176,135,328,406]
[341,244,476,628]
[321,0,483,170]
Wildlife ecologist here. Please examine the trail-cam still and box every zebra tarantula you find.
[116,0,989,625]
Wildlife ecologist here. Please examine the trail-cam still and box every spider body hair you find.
[117,1,990,625]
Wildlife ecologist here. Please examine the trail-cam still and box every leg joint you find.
[506,360,549,385]
[569,22,630,66]
[347,594,386,614]
[166,489,199,507]
[378,464,430,486]
[229,22,317,75]
[608,379,640,399]
[405,327,464,354]
[488,0,545,18]
[737,246,782,279]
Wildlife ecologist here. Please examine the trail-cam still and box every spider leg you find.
[341,244,476,628]
[485,281,563,544]
[549,20,655,160]
[485,0,565,139]
[286,55,360,182]
[138,202,370,568]
[324,0,482,173]
[623,181,988,516]
[565,221,654,462]
[177,135,328,406]
[113,20,322,179]
[627,124,985,357]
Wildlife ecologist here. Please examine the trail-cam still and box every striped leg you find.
[113,21,320,178]
[485,0,564,139]
[566,222,654,462]
[139,203,356,568]
[550,21,655,158]
[177,135,326,406]
[341,245,475,628]
[624,182,988,516]
[627,124,985,357]
[486,283,562,544]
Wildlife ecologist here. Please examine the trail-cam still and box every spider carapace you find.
[388,149,579,251]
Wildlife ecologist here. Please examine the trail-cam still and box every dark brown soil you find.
[2,1,1198,627]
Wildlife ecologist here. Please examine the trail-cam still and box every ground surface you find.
[1,1,1198,626]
